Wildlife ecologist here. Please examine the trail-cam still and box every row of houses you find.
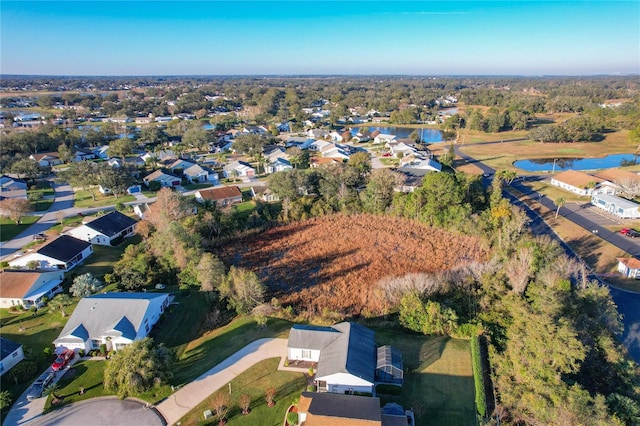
[550,169,640,219]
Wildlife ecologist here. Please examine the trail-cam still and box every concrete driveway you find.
[156,338,287,425]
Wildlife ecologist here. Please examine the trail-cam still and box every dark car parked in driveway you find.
[620,228,640,238]
[26,372,55,401]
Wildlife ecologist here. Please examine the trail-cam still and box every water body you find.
[351,126,445,143]
[514,153,638,172]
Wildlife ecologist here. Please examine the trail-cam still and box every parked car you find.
[33,233,47,241]
[51,349,75,371]
[26,372,55,401]
[620,228,640,237]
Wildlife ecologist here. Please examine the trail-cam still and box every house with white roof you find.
[374,134,396,145]
[223,161,255,179]
[54,292,171,353]
[591,193,640,219]
[0,270,64,309]
[184,163,218,184]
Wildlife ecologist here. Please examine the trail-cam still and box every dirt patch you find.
[221,213,488,316]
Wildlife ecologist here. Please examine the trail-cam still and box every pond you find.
[351,126,445,143]
[514,153,639,172]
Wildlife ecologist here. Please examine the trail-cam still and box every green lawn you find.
[28,184,55,212]
[43,360,107,412]
[0,216,40,242]
[177,358,306,426]
[372,327,476,426]
[0,304,76,405]
[232,201,257,219]
[170,316,292,386]
[68,235,141,280]
[182,182,214,191]
[73,190,135,208]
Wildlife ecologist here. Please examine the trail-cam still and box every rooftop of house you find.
[37,235,92,262]
[0,337,22,360]
[552,170,604,188]
[618,257,640,269]
[197,185,242,201]
[83,211,138,237]
[0,270,60,299]
[298,392,382,425]
[594,168,640,184]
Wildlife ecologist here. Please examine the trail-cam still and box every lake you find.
[514,154,638,172]
[351,126,445,143]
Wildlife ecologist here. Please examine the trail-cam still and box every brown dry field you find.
[222,214,489,316]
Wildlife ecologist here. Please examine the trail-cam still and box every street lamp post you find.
[552,158,557,173]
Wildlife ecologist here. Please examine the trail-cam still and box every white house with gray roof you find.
[287,322,403,395]
[54,292,170,353]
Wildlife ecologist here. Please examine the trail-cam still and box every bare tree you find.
[505,246,535,295]
[0,198,32,224]
[210,392,230,425]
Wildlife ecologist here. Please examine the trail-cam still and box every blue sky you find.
[1,1,638,75]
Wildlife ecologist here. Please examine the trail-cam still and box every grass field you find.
[176,358,306,426]
[459,129,634,172]
[69,235,141,280]
[73,190,135,208]
[0,216,40,241]
[373,326,476,426]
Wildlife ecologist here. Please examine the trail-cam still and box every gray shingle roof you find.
[55,293,168,344]
[85,211,137,237]
[37,235,91,262]
[316,322,376,383]
[288,324,341,351]
[301,391,381,421]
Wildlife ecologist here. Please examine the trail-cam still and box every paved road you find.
[456,144,640,364]
[24,398,165,426]
[156,338,287,425]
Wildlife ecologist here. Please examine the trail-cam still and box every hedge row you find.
[471,335,487,418]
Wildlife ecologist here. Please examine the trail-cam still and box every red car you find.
[620,228,640,238]
[51,349,75,371]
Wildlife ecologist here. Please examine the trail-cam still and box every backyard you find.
[373,326,476,426]
[0,216,40,242]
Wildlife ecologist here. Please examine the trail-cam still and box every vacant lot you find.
[223,214,488,316]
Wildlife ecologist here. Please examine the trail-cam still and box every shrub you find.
[265,387,277,406]
[99,344,107,355]
[471,336,487,418]
[0,390,13,411]
[308,366,314,376]
[287,411,299,425]
[239,393,251,415]
[306,385,316,392]
[43,347,53,357]
[78,349,86,357]
[7,360,37,384]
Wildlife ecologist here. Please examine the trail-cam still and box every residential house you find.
[285,137,314,150]
[54,293,171,353]
[8,235,93,271]
[184,164,218,184]
[66,211,137,246]
[265,158,293,174]
[388,141,416,159]
[287,322,403,395]
[0,338,24,377]
[223,161,255,179]
[195,186,243,206]
[308,129,329,140]
[0,176,27,200]
[250,186,280,202]
[593,168,640,195]
[329,131,344,142]
[241,125,268,135]
[135,116,153,124]
[322,145,350,161]
[265,147,290,162]
[591,193,640,219]
[0,270,64,309]
[617,258,640,279]
[133,203,152,219]
[374,134,396,145]
[397,158,442,176]
[297,392,413,426]
[73,149,96,162]
[143,170,181,188]
[309,140,332,152]
[310,157,343,168]
[550,170,604,196]
[29,152,62,167]
[167,159,196,174]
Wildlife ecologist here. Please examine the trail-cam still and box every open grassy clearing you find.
[0,216,40,242]
[459,130,634,171]
[73,190,135,208]
[372,325,476,426]
[177,358,306,426]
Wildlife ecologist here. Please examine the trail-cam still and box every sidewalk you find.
[155,338,287,425]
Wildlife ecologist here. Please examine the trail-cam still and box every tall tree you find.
[103,338,172,398]
[0,198,32,224]
[58,161,100,200]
